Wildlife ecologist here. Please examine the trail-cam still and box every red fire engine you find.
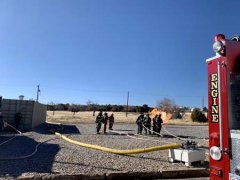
[207,34,240,180]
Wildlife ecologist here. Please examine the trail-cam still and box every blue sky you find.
[0,0,240,108]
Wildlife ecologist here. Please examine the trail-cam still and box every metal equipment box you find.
[0,99,46,131]
[168,148,206,166]
[230,130,240,176]
[229,173,240,180]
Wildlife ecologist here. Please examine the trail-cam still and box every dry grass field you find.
[47,111,208,125]
[47,111,140,124]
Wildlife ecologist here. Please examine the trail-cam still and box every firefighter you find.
[108,113,114,130]
[152,114,157,135]
[136,113,144,134]
[14,112,22,129]
[95,111,104,134]
[93,106,96,116]
[103,112,108,134]
[156,114,163,136]
[143,113,151,134]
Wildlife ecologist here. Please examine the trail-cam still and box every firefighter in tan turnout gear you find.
[103,112,108,134]
[108,113,114,130]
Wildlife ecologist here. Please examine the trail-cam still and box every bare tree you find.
[86,100,93,105]
[86,100,97,116]
[48,101,56,116]
[156,98,177,112]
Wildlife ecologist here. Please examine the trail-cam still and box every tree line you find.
[47,103,152,113]
[47,98,198,113]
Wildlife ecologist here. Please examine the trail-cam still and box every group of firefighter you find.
[136,113,163,135]
[95,111,163,135]
[95,111,115,134]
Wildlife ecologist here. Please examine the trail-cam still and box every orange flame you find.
[150,108,172,123]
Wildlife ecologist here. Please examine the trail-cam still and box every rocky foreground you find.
[0,123,209,179]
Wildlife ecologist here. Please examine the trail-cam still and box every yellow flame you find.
[150,108,172,123]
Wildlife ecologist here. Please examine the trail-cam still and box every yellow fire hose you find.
[55,132,181,155]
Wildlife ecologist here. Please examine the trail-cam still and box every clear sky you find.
[1,0,240,108]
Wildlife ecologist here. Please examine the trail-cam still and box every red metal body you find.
[207,37,240,180]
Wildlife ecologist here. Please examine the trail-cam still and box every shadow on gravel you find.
[0,135,60,179]
[33,123,81,135]
[161,134,202,140]
[190,161,209,168]
[198,146,209,150]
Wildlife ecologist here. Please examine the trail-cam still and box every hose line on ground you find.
[0,121,55,160]
[142,124,209,144]
[109,130,171,144]
[0,138,55,160]
[142,124,188,141]
[0,121,22,147]
[0,136,17,147]
[54,132,181,155]
[161,126,188,141]
[4,121,22,134]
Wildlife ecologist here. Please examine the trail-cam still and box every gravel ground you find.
[0,123,209,179]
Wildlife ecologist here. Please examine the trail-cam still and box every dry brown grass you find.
[47,111,208,126]
[167,113,208,126]
[47,111,139,124]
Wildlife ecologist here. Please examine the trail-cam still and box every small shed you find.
[0,98,46,131]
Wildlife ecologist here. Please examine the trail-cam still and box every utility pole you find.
[36,85,41,102]
[202,96,204,109]
[126,91,129,117]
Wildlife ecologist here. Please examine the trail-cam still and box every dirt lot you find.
[0,111,209,180]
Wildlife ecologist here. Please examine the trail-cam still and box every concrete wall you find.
[0,99,46,131]
[32,102,46,128]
